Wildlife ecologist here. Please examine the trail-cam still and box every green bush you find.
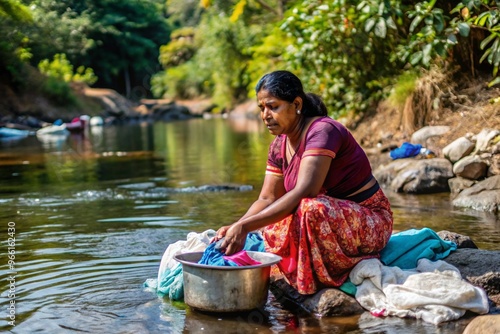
[41,76,77,106]
[151,62,211,100]
[38,53,97,85]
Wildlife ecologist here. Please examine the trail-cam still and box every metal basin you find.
[174,251,282,312]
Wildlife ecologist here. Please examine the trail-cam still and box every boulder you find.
[453,156,488,180]
[443,137,475,163]
[270,278,363,317]
[411,125,450,145]
[448,177,477,194]
[473,128,500,154]
[452,175,500,212]
[83,87,137,117]
[489,154,500,176]
[374,158,453,194]
[437,230,478,249]
[373,159,415,186]
[463,314,500,334]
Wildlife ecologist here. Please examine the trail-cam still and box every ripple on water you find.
[10,255,160,331]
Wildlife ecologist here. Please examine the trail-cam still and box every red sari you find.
[263,191,392,294]
[263,117,393,295]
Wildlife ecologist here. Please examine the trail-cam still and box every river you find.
[0,117,498,333]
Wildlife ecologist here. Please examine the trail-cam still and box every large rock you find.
[269,278,363,317]
[438,230,478,249]
[443,137,475,163]
[473,128,500,154]
[374,158,454,194]
[411,125,450,145]
[489,154,500,176]
[463,314,500,334]
[448,177,477,194]
[453,155,488,180]
[373,159,414,186]
[452,175,500,212]
[151,103,193,120]
[83,87,137,117]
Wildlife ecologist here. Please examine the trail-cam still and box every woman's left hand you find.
[219,223,248,255]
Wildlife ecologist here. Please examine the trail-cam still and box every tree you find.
[0,0,33,84]
[153,0,293,107]
[23,0,172,99]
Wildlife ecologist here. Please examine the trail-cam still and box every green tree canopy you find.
[10,0,171,99]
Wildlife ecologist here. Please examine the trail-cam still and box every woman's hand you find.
[219,223,248,255]
[213,225,230,242]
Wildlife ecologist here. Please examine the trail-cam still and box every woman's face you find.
[257,89,300,136]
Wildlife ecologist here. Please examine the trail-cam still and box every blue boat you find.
[0,127,30,138]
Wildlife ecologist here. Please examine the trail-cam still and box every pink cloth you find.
[222,251,262,266]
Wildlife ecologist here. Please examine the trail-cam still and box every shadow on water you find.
[0,118,497,333]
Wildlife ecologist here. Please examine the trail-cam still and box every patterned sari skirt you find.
[262,188,393,295]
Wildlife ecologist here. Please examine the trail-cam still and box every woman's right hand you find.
[213,225,230,243]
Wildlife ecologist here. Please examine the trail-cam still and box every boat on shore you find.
[36,123,70,136]
[0,127,32,138]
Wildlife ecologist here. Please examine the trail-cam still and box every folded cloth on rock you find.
[380,228,457,269]
[349,258,489,325]
[390,142,422,160]
[143,229,216,300]
[198,232,266,266]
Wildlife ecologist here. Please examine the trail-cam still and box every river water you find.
[0,117,498,334]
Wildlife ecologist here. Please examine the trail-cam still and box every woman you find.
[215,70,393,295]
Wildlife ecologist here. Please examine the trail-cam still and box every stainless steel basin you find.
[174,251,282,312]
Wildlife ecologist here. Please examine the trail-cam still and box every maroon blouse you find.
[265,117,373,198]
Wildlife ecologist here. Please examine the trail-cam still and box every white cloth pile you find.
[144,229,216,300]
[349,258,490,324]
[156,229,216,278]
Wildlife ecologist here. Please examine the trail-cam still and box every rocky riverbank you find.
[369,126,500,213]
[269,230,500,332]
[0,83,208,129]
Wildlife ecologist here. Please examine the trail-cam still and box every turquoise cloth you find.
[198,232,265,266]
[156,262,184,300]
[380,227,457,269]
[339,280,357,296]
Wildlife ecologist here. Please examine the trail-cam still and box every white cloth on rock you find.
[349,258,489,325]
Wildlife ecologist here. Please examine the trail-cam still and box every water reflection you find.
[388,192,500,249]
[0,118,498,334]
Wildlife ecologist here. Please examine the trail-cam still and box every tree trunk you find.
[124,66,131,99]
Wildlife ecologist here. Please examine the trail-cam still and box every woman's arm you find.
[214,173,286,241]
[219,155,332,254]
[238,173,287,221]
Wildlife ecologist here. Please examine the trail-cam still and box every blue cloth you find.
[198,232,266,266]
[380,228,457,269]
[390,142,422,159]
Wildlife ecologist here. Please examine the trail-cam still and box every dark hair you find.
[255,70,327,117]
